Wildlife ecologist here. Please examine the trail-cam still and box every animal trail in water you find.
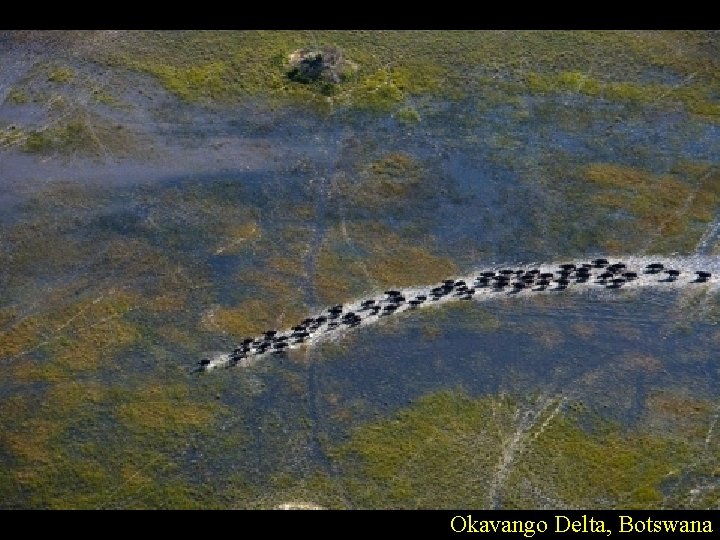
[194,255,719,373]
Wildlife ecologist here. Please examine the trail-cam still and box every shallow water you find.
[1,31,720,509]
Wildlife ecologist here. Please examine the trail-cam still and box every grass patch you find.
[333,389,698,509]
[526,70,720,121]
[47,66,74,84]
[6,88,29,104]
[582,163,720,254]
[116,383,216,434]
[86,31,720,117]
[207,298,307,338]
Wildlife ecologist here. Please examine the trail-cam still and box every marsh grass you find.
[332,389,712,509]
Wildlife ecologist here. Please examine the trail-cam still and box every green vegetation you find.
[205,299,307,339]
[583,163,720,254]
[6,88,29,104]
[82,31,718,119]
[47,66,74,84]
[332,389,715,509]
[24,121,95,154]
[107,32,450,110]
[0,372,233,509]
[0,124,25,147]
[136,61,229,101]
[526,70,720,121]
[394,106,421,123]
[313,221,457,307]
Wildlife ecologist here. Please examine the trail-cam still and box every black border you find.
[5,509,719,536]
[2,7,715,30]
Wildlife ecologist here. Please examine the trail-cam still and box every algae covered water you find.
[1,30,719,509]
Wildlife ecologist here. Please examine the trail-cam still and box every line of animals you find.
[194,259,713,372]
